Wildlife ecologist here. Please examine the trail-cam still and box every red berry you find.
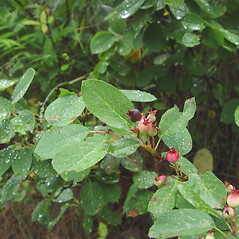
[227,187,239,208]
[138,118,152,132]
[166,147,179,163]
[126,109,142,122]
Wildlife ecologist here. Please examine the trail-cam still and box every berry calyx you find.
[138,118,152,132]
[224,181,233,193]
[166,147,179,163]
[227,187,239,208]
[147,108,157,123]
[205,230,215,239]
[126,109,142,122]
[222,205,234,219]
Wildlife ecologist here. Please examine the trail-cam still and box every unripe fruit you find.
[147,108,157,123]
[126,109,142,122]
[227,187,239,208]
[222,205,234,219]
[138,118,152,132]
[166,147,179,163]
[224,181,234,193]
[154,175,167,186]
[205,230,215,239]
[148,127,157,137]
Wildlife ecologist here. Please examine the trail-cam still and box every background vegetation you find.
[1,0,239,238]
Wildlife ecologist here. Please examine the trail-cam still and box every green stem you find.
[214,226,228,238]
[154,138,161,151]
[44,184,61,212]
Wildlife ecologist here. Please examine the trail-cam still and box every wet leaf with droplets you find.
[0,147,13,178]
[121,151,143,172]
[81,79,134,136]
[148,209,214,238]
[48,203,70,230]
[45,94,85,127]
[0,97,12,122]
[35,124,89,160]
[133,170,157,189]
[11,110,35,134]
[148,181,177,217]
[0,79,16,91]
[11,148,33,179]
[1,175,22,203]
[12,68,35,103]
[90,31,118,54]
[53,188,73,203]
[159,97,196,138]
[107,137,140,158]
[120,89,156,102]
[52,134,107,174]
[117,0,145,19]
[60,168,91,182]
[99,206,122,226]
[32,200,50,225]
[0,118,14,144]
[80,182,105,216]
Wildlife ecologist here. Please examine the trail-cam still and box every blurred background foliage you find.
[1,0,239,238]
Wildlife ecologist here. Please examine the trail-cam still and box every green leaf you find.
[80,182,105,216]
[134,190,152,214]
[121,151,143,172]
[12,68,35,103]
[159,97,196,138]
[101,154,120,175]
[162,128,192,155]
[221,98,239,124]
[95,168,119,184]
[176,157,197,175]
[143,23,166,52]
[0,79,16,91]
[83,214,93,235]
[90,31,118,54]
[35,124,89,159]
[99,207,122,226]
[48,203,70,230]
[193,0,226,18]
[45,94,85,127]
[108,14,126,35]
[117,30,134,56]
[99,183,121,203]
[148,209,214,238]
[188,172,227,209]
[0,147,12,178]
[11,148,32,179]
[120,89,156,102]
[107,137,140,158]
[11,110,35,134]
[133,170,157,189]
[1,175,22,203]
[32,158,57,178]
[0,97,11,122]
[148,181,177,217]
[164,0,184,8]
[235,106,239,127]
[169,3,189,20]
[181,32,200,47]
[0,118,14,144]
[117,0,145,19]
[181,13,205,31]
[60,168,91,182]
[176,181,222,218]
[53,189,73,203]
[32,200,50,225]
[52,134,107,174]
[81,79,134,135]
